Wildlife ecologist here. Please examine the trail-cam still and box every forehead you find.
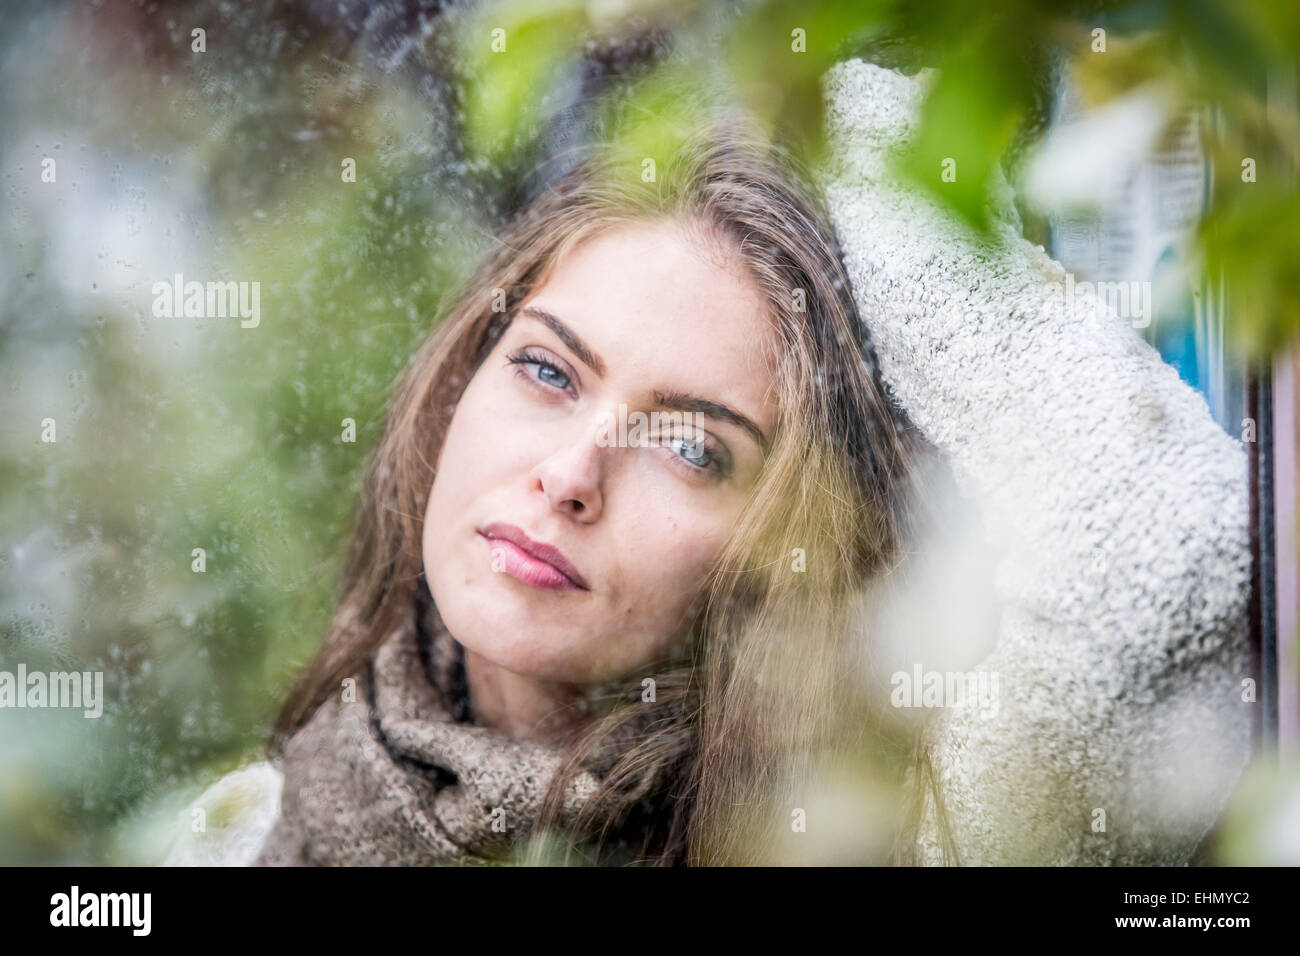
[525,219,780,434]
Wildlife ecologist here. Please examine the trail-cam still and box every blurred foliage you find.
[1,0,486,863]
[0,0,1296,865]
[455,0,1299,353]
[1213,751,1300,866]
[459,0,590,164]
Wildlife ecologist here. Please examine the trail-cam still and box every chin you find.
[432,580,579,678]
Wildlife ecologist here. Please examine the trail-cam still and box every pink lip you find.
[479,522,591,591]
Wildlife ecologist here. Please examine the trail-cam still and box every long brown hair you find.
[269,121,949,865]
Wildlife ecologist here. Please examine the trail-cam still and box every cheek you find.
[426,380,512,520]
[658,511,725,578]
[423,386,495,566]
[610,502,730,638]
[659,478,739,561]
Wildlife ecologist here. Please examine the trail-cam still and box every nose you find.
[533,413,607,522]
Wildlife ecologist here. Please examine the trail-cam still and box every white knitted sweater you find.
[820,59,1251,865]
[162,59,1252,867]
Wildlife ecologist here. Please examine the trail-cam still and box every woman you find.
[165,60,1252,867]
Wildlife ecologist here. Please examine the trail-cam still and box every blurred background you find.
[1,0,1297,865]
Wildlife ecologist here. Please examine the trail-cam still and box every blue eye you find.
[661,431,730,480]
[507,348,571,391]
[672,436,713,469]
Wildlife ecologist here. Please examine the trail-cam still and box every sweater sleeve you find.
[818,59,1253,865]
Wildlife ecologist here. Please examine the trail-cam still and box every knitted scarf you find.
[253,597,658,866]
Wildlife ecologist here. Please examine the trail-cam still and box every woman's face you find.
[422,218,779,684]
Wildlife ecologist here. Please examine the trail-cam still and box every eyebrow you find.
[519,305,770,453]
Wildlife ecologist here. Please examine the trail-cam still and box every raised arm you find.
[819,59,1253,865]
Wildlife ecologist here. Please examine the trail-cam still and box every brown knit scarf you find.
[253,598,651,866]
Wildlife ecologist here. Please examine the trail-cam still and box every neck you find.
[461,649,595,744]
